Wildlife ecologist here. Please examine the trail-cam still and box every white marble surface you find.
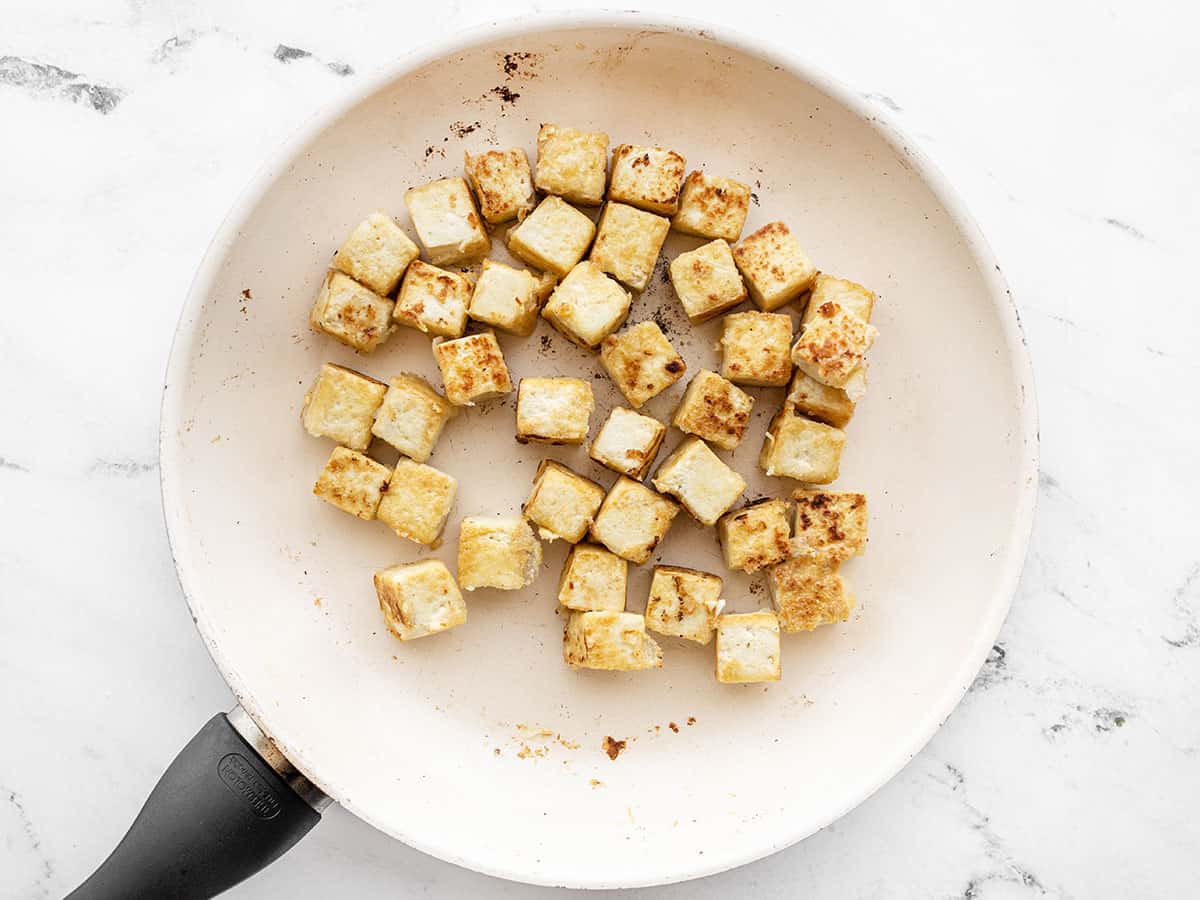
[1,0,1196,897]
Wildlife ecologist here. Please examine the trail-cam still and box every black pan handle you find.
[67,710,327,899]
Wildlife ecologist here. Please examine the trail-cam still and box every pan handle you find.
[67,708,329,899]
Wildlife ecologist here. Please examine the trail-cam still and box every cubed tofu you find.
[791,490,868,561]
[507,195,597,278]
[671,171,751,242]
[563,610,662,670]
[715,610,781,683]
[768,556,854,632]
[651,436,746,526]
[589,202,670,291]
[523,460,606,543]
[375,559,467,641]
[467,260,543,336]
[331,212,420,296]
[312,446,390,520]
[377,460,457,546]
[669,239,747,323]
[534,124,609,206]
[457,515,542,591]
[541,261,631,348]
[792,274,879,388]
[717,498,793,573]
[785,369,855,428]
[404,177,490,266]
[394,260,472,339]
[590,476,680,564]
[464,148,535,224]
[644,565,725,644]
[588,406,667,480]
[733,222,817,311]
[301,363,387,450]
[720,311,794,387]
[557,543,628,612]
[310,270,395,353]
[432,331,514,406]
[670,369,754,451]
[608,144,687,215]
[599,321,686,409]
[843,364,868,403]
[370,374,456,462]
[759,407,846,484]
[515,377,594,444]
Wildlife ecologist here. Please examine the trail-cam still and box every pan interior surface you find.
[160,18,1036,889]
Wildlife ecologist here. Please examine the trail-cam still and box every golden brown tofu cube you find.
[589,202,670,291]
[534,124,609,206]
[464,148,535,224]
[768,556,854,632]
[785,369,856,428]
[588,406,667,480]
[301,363,387,451]
[394,260,472,339]
[715,610,781,683]
[310,270,395,353]
[792,274,879,389]
[669,239,747,323]
[644,565,724,644]
[791,490,868,561]
[332,212,420,296]
[457,515,542,591]
[608,144,687,215]
[652,437,746,526]
[720,311,794,387]
[404,177,490,266]
[312,446,390,520]
[375,559,467,641]
[515,377,594,444]
[717,498,793,573]
[541,261,631,348]
[432,331,514,406]
[507,195,597,278]
[523,460,606,543]
[599,321,686,409]
[759,407,846,484]
[377,460,457,546]
[589,475,680,564]
[370,374,456,462]
[671,369,754,451]
[467,260,545,337]
[671,171,751,242]
[564,610,662,670]
[733,222,817,311]
[557,543,628,612]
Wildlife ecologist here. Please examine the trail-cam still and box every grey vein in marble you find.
[861,91,902,111]
[0,456,30,472]
[1163,562,1200,648]
[86,458,158,477]
[0,56,121,113]
[273,44,354,77]
[5,788,52,898]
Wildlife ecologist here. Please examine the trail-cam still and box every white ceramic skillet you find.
[68,12,1037,897]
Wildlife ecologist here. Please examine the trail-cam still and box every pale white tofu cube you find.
[670,369,754,451]
[457,515,542,591]
[534,124,609,206]
[717,499,792,574]
[588,406,667,480]
[768,556,854,632]
[563,610,662,670]
[331,212,419,296]
[377,460,457,546]
[733,222,817,311]
[608,143,687,215]
[375,560,467,641]
[589,476,680,564]
[515,377,594,444]
[370,374,456,462]
[599,321,686,409]
[310,270,395,353]
[671,171,751,242]
[404,177,490,266]
[432,331,514,406]
[507,195,597,278]
[467,260,543,336]
[715,610,781,683]
[720,311,794,387]
[644,565,725,644]
[523,460,606,543]
[785,369,856,428]
[668,239,747,323]
[652,436,746,526]
[394,260,472,339]
[312,446,390,520]
[558,544,628,612]
[464,148,535,224]
[791,490,868,561]
[759,407,846,484]
[792,274,879,389]
[541,261,631,348]
[301,363,387,450]
[589,202,670,291]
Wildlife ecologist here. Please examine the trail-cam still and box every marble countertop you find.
[2,0,1196,897]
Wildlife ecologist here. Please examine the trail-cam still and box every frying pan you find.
[67,12,1037,896]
